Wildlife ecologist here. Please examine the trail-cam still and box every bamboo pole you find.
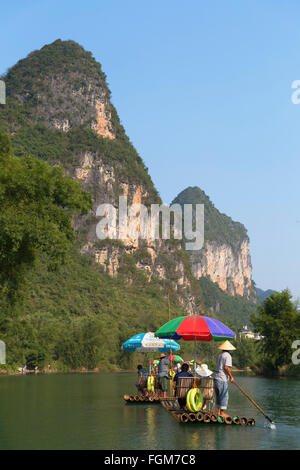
[224,416,233,424]
[234,381,274,424]
[247,418,256,426]
[188,413,196,422]
[180,413,190,423]
[232,416,241,425]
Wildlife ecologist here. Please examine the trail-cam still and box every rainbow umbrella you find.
[155,314,235,374]
[155,315,235,342]
[149,359,159,365]
[166,355,184,362]
[190,359,201,365]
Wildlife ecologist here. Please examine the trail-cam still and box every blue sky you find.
[1,0,300,298]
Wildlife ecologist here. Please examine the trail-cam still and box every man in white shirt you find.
[213,341,235,418]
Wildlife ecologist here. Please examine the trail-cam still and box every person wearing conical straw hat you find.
[157,353,170,398]
[213,340,236,418]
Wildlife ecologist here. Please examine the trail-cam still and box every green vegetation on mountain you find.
[256,287,276,303]
[10,123,158,199]
[199,276,256,331]
[0,39,159,201]
[0,132,91,301]
[172,186,248,249]
[0,40,280,374]
[0,250,185,371]
[0,40,110,130]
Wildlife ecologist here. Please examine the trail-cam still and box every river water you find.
[0,373,299,450]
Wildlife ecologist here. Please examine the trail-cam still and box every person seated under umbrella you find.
[136,365,148,395]
[196,363,213,410]
[173,363,193,408]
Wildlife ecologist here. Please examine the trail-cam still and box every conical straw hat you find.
[218,340,236,351]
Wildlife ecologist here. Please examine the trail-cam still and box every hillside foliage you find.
[0,132,91,301]
[172,186,248,250]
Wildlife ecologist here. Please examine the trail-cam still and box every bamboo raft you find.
[170,411,255,425]
[123,395,256,425]
[160,398,255,425]
[123,394,160,404]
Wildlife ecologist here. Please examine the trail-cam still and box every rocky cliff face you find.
[3,40,117,138]
[190,239,253,298]
[172,187,257,302]
[71,150,197,309]
[0,40,202,312]
[0,40,256,310]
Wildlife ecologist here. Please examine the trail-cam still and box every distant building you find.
[239,325,263,341]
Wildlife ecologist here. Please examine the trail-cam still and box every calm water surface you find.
[0,373,299,450]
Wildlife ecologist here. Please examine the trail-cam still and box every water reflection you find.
[0,373,299,449]
[144,407,157,448]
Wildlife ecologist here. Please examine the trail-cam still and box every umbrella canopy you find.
[122,332,180,353]
[155,314,235,342]
[166,355,184,362]
[189,359,201,365]
[149,359,159,365]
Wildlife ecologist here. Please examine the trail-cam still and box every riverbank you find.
[1,364,299,378]
[0,362,123,376]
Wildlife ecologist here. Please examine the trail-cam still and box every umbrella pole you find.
[192,336,198,388]
[194,336,197,375]
[168,291,173,397]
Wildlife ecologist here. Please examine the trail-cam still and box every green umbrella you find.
[166,355,184,362]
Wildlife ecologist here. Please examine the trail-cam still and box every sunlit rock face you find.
[190,239,254,299]
[172,187,257,302]
[71,151,199,311]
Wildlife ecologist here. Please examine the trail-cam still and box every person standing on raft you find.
[213,341,235,418]
[157,353,170,398]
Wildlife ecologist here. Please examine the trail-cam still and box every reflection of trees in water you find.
[144,407,158,448]
[190,427,218,450]
[169,422,220,450]
[122,405,160,449]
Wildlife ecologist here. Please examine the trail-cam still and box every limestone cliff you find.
[0,39,257,309]
[172,187,257,302]
[190,239,253,298]
[0,40,202,312]
[2,40,116,138]
[71,150,197,310]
